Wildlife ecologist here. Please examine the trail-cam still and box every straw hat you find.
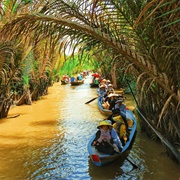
[97,120,112,128]
[99,84,105,88]
[108,84,113,87]
[108,93,119,98]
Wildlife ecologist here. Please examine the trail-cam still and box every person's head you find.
[114,96,119,100]
[106,80,111,84]
[100,79,106,84]
[112,108,120,117]
[97,120,112,130]
[106,90,111,95]
[108,84,113,88]
[100,84,105,89]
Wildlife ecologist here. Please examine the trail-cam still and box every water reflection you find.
[0,76,179,180]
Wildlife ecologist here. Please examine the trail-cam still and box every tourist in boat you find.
[108,93,119,110]
[107,84,115,93]
[115,99,129,136]
[101,93,119,110]
[99,78,107,88]
[106,120,124,150]
[70,76,76,82]
[62,75,69,83]
[94,78,99,85]
[102,90,112,109]
[92,72,100,84]
[98,84,107,98]
[115,99,126,119]
[112,113,129,145]
[105,79,111,87]
[107,108,129,145]
[92,120,120,154]
[107,108,120,124]
[77,74,83,81]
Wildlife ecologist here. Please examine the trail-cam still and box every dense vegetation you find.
[0,0,179,163]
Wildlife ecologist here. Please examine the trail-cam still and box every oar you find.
[7,114,20,118]
[106,141,138,169]
[85,97,98,104]
[126,157,139,169]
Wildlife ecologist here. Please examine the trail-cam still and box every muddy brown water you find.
[0,76,179,180]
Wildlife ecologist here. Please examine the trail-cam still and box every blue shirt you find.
[110,128,123,148]
[114,103,126,119]
[71,77,75,82]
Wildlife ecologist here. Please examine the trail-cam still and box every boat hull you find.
[71,80,84,86]
[61,80,69,85]
[90,83,99,88]
[97,97,112,116]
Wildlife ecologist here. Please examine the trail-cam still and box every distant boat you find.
[70,79,84,86]
[87,108,137,166]
[61,80,69,85]
[90,83,99,88]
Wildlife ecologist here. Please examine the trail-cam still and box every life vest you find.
[112,115,130,144]
[113,122,126,138]
[113,120,134,145]
[127,119,133,127]
[112,115,124,123]
[113,115,134,127]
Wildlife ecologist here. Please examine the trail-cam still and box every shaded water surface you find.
[0,76,179,180]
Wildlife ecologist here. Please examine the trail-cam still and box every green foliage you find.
[21,50,34,86]
[22,75,29,85]
[59,53,96,77]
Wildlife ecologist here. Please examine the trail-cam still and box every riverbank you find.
[0,83,61,147]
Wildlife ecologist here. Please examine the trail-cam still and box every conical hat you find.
[99,84,105,88]
[108,93,119,98]
[97,120,112,128]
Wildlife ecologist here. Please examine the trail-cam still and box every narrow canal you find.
[0,76,179,180]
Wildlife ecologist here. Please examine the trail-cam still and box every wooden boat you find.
[90,83,99,88]
[71,79,84,86]
[97,93,125,116]
[61,80,69,85]
[97,96,112,116]
[87,109,137,166]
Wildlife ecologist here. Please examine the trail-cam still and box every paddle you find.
[7,114,20,118]
[106,141,138,169]
[126,157,139,169]
[85,97,98,104]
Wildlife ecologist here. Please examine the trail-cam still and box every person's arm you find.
[111,128,123,149]
[120,104,126,113]
[109,100,115,110]
[92,130,101,146]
